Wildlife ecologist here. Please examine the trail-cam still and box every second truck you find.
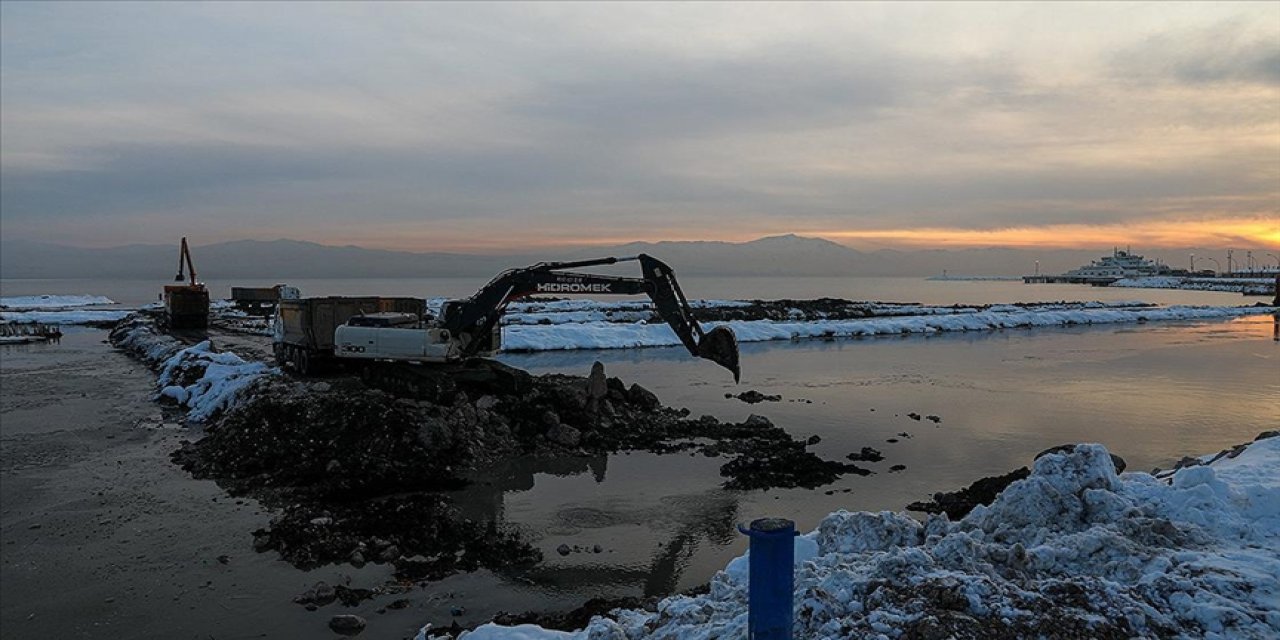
[273,254,741,381]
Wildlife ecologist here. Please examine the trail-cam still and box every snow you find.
[458,436,1280,640]
[0,335,43,344]
[1113,277,1275,294]
[0,309,132,325]
[0,294,116,309]
[501,304,1276,352]
[155,340,276,421]
[110,317,277,422]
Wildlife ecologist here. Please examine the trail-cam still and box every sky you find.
[1,2,1277,252]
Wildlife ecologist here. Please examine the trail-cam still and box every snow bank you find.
[499,299,1153,327]
[502,304,1276,352]
[0,309,132,325]
[0,294,116,309]
[110,317,277,422]
[458,436,1280,640]
[156,340,276,422]
[1113,277,1275,294]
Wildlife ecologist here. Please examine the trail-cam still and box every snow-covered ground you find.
[0,294,116,309]
[501,303,1275,352]
[0,309,132,325]
[499,299,1153,326]
[110,319,277,422]
[449,434,1280,640]
[1112,277,1275,295]
[0,293,130,325]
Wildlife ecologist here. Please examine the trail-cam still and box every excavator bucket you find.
[698,325,741,383]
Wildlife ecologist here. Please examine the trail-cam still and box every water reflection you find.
[451,453,742,597]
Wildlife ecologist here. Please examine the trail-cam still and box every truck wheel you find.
[273,344,288,367]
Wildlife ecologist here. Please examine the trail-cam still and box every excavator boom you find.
[440,254,741,381]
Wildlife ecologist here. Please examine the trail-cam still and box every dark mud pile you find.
[166,356,867,579]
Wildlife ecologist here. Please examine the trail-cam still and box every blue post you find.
[737,517,796,640]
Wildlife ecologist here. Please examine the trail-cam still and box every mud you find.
[725,389,782,404]
[906,467,1031,520]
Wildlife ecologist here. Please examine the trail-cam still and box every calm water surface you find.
[484,314,1278,601]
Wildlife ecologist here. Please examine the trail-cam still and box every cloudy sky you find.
[2,2,1277,252]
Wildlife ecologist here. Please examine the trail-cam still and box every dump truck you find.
[231,284,300,316]
[273,296,426,374]
[272,254,741,381]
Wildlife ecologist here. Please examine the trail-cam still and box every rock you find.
[744,414,773,428]
[348,550,365,566]
[311,382,331,393]
[606,377,628,401]
[1034,444,1126,474]
[926,415,941,423]
[806,435,821,446]
[547,423,581,447]
[731,390,782,404]
[328,614,366,634]
[627,383,660,410]
[216,554,229,564]
[907,413,922,421]
[1255,430,1278,441]
[540,410,561,430]
[378,545,400,563]
[906,466,1031,520]
[450,606,466,617]
[585,362,608,412]
[475,395,499,410]
[889,464,906,472]
[556,544,572,556]
[847,447,884,462]
[592,544,603,553]
[886,438,899,443]
[325,459,342,474]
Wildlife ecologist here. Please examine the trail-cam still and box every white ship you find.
[1062,248,1173,279]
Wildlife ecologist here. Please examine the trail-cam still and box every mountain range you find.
[0,235,1254,280]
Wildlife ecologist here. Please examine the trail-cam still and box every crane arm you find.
[175,237,198,286]
[440,254,740,381]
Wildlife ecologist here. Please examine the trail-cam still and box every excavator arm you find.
[440,254,741,381]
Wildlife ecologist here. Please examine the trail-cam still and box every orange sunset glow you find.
[819,218,1280,250]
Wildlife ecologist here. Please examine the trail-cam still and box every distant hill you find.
[0,235,1251,280]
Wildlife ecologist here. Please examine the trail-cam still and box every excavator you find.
[163,237,210,330]
[279,254,741,381]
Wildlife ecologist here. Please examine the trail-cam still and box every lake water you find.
[489,314,1279,604]
[2,276,1276,638]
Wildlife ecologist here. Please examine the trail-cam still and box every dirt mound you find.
[166,358,868,579]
